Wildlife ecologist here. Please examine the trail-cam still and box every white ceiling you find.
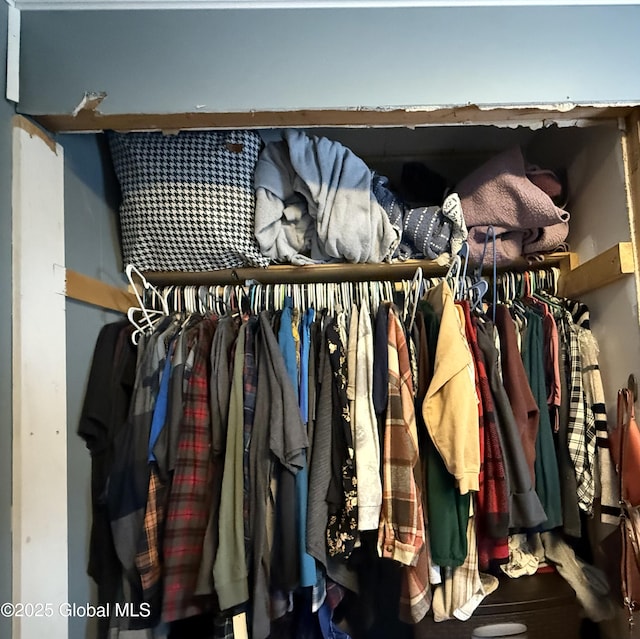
[8,0,640,9]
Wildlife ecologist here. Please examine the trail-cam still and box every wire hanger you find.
[475,226,497,323]
[456,242,470,301]
[407,267,424,332]
[445,254,462,298]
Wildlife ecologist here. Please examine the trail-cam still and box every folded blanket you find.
[403,194,468,260]
[254,130,399,264]
[456,147,570,265]
[372,173,467,261]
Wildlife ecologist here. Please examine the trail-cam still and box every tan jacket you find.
[422,281,480,494]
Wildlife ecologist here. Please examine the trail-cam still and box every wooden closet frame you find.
[10,104,640,639]
[36,103,639,313]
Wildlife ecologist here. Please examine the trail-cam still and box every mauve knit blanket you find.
[456,146,569,265]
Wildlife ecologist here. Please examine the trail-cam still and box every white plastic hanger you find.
[125,264,169,344]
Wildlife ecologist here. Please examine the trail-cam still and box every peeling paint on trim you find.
[71,91,107,117]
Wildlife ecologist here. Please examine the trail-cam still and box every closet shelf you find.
[65,268,138,313]
[61,243,633,312]
[558,242,635,299]
[142,252,577,287]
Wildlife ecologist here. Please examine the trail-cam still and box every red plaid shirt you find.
[162,318,217,623]
[459,304,508,570]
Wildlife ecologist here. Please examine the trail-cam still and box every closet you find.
[11,106,640,639]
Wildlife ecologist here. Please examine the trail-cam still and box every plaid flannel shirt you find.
[162,318,217,623]
[379,306,430,623]
[568,302,618,527]
[558,312,596,514]
[135,333,179,615]
[459,303,509,570]
[432,509,498,622]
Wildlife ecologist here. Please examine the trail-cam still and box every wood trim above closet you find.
[33,104,635,134]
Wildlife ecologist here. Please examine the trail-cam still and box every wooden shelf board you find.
[65,268,138,313]
[61,244,632,312]
[558,242,634,299]
[143,253,575,287]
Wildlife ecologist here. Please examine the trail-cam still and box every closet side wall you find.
[565,129,640,425]
[18,6,640,117]
[527,125,640,422]
[61,132,124,639]
[0,4,14,639]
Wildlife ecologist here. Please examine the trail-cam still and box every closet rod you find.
[60,243,632,313]
[143,253,576,287]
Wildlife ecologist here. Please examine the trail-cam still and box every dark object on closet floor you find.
[360,556,413,639]
[168,611,219,639]
[578,618,602,639]
[413,571,582,639]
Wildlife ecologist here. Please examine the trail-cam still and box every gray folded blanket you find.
[254,130,399,265]
[456,146,569,265]
[372,173,467,261]
[403,193,468,260]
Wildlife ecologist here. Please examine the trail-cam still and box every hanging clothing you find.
[571,307,619,533]
[379,305,431,623]
[276,299,315,590]
[431,508,499,622]
[459,302,509,570]
[295,307,318,588]
[80,271,618,637]
[162,317,217,623]
[494,304,539,486]
[378,305,425,565]
[352,300,382,531]
[420,299,471,568]
[373,304,390,459]
[78,320,137,639]
[557,311,596,515]
[422,281,480,495]
[213,324,250,610]
[305,316,358,597]
[243,317,259,564]
[110,316,179,629]
[521,309,563,531]
[199,315,240,599]
[250,311,308,639]
[136,334,177,613]
[555,335,582,538]
[325,316,359,559]
[474,320,547,530]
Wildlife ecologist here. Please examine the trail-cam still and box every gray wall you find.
[0,4,14,638]
[13,8,640,639]
[61,132,123,639]
[18,5,640,116]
